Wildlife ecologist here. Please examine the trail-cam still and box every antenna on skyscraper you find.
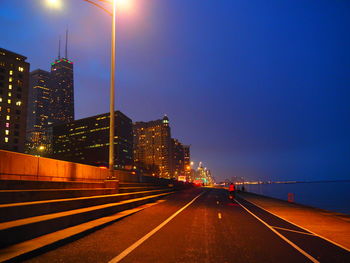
[65,28,68,59]
[58,36,61,59]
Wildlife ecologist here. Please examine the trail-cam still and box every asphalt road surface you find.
[25,188,350,263]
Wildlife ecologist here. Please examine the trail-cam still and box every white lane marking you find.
[235,199,319,263]
[108,191,205,263]
[240,197,350,252]
[271,226,316,236]
[218,212,222,219]
[216,201,219,205]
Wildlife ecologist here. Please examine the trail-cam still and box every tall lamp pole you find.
[46,0,117,178]
[109,0,116,178]
[83,0,117,178]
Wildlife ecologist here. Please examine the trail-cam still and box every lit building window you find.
[0,97,2,102]
[6,123,9,128]
[8,92,11,97]
[9,85,12,90]
[5,137,8,143]
[9,77,12,82]
[5,130,9,135]
[6,115,10,120]
[16,101,21,106]
[8,99,11,104]
[18,67,24,72]
[9,70,13,75]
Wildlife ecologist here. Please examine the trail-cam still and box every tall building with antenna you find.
[25,30,74,155]
[50,30,74,124]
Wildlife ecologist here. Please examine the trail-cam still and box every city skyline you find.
[1,0,349,182]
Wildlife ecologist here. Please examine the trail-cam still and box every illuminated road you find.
[25,188,349,263]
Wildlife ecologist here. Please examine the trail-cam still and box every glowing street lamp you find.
[38,145,45,151]
[45,0,62,9]
[43,0,129,179]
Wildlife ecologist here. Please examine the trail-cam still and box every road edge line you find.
[108,190,206,263]
[238,195,350,252]
[271,226,316,236]
[235,199,320,263]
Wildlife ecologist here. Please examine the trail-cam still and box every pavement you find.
[238,191,350,250]
[21,188,349,263]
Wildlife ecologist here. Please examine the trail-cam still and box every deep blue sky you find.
[1,0,350,182]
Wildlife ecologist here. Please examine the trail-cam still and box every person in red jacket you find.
[228,183,235,199]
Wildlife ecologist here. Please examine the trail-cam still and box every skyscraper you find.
[50,31,74,124]
[133,116,173,178]
[25,69,52,155]
[50,59,74,124]
[0,48,30,153]
[171,138,185,178]
[27,69,51,131]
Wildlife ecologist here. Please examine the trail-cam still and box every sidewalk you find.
[238,191,350,250]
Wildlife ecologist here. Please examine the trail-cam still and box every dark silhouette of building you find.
[50,31,74,125]
[50,58,74,124]
[0,48,30,153]
[25,69,52,155]
[25,32,74,156]
[171,138,185,178]
[183,145,191,179]
[50,111,133,168]
[133,115,172,178]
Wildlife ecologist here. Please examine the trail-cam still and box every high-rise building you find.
[50,111,133,168]
[50,31,74,125]
[183,145,190,168]
[25,69,52,155]
[183,144,191,179]
[0,48,30,153]
[50,57,74,124]
[27,69,51,131]
[25,32,74,155]
[133,116,172,178]
[171,138,185,178]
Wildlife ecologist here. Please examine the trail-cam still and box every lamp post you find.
[109,0,116,178]
[45,0,117,178]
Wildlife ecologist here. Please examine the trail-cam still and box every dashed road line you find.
[218,212,222,219]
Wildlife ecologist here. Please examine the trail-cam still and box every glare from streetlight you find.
[46,0,62,9]
[38,145,45,151]
[116,0,133,12]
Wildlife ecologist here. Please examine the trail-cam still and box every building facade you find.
[0,48,30,153]
[25,69,52,155]
[133,116,172,178]
[50,58,74,124]
[171,138,185,178]
[50,111,133,168]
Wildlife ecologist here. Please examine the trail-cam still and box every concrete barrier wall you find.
[116,170,185,186]
[0,150,188,186]
[0,150,109,182]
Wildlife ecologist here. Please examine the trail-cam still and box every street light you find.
[109,0,116,179]
[38,145,45,151]
[44,0,121,179]
[45,0,62,9]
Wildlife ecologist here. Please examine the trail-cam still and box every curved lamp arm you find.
[83,0,112,16]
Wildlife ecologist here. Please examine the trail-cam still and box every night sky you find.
[1,0,349,182]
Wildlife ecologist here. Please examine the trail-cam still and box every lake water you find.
[243,181,350,215]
